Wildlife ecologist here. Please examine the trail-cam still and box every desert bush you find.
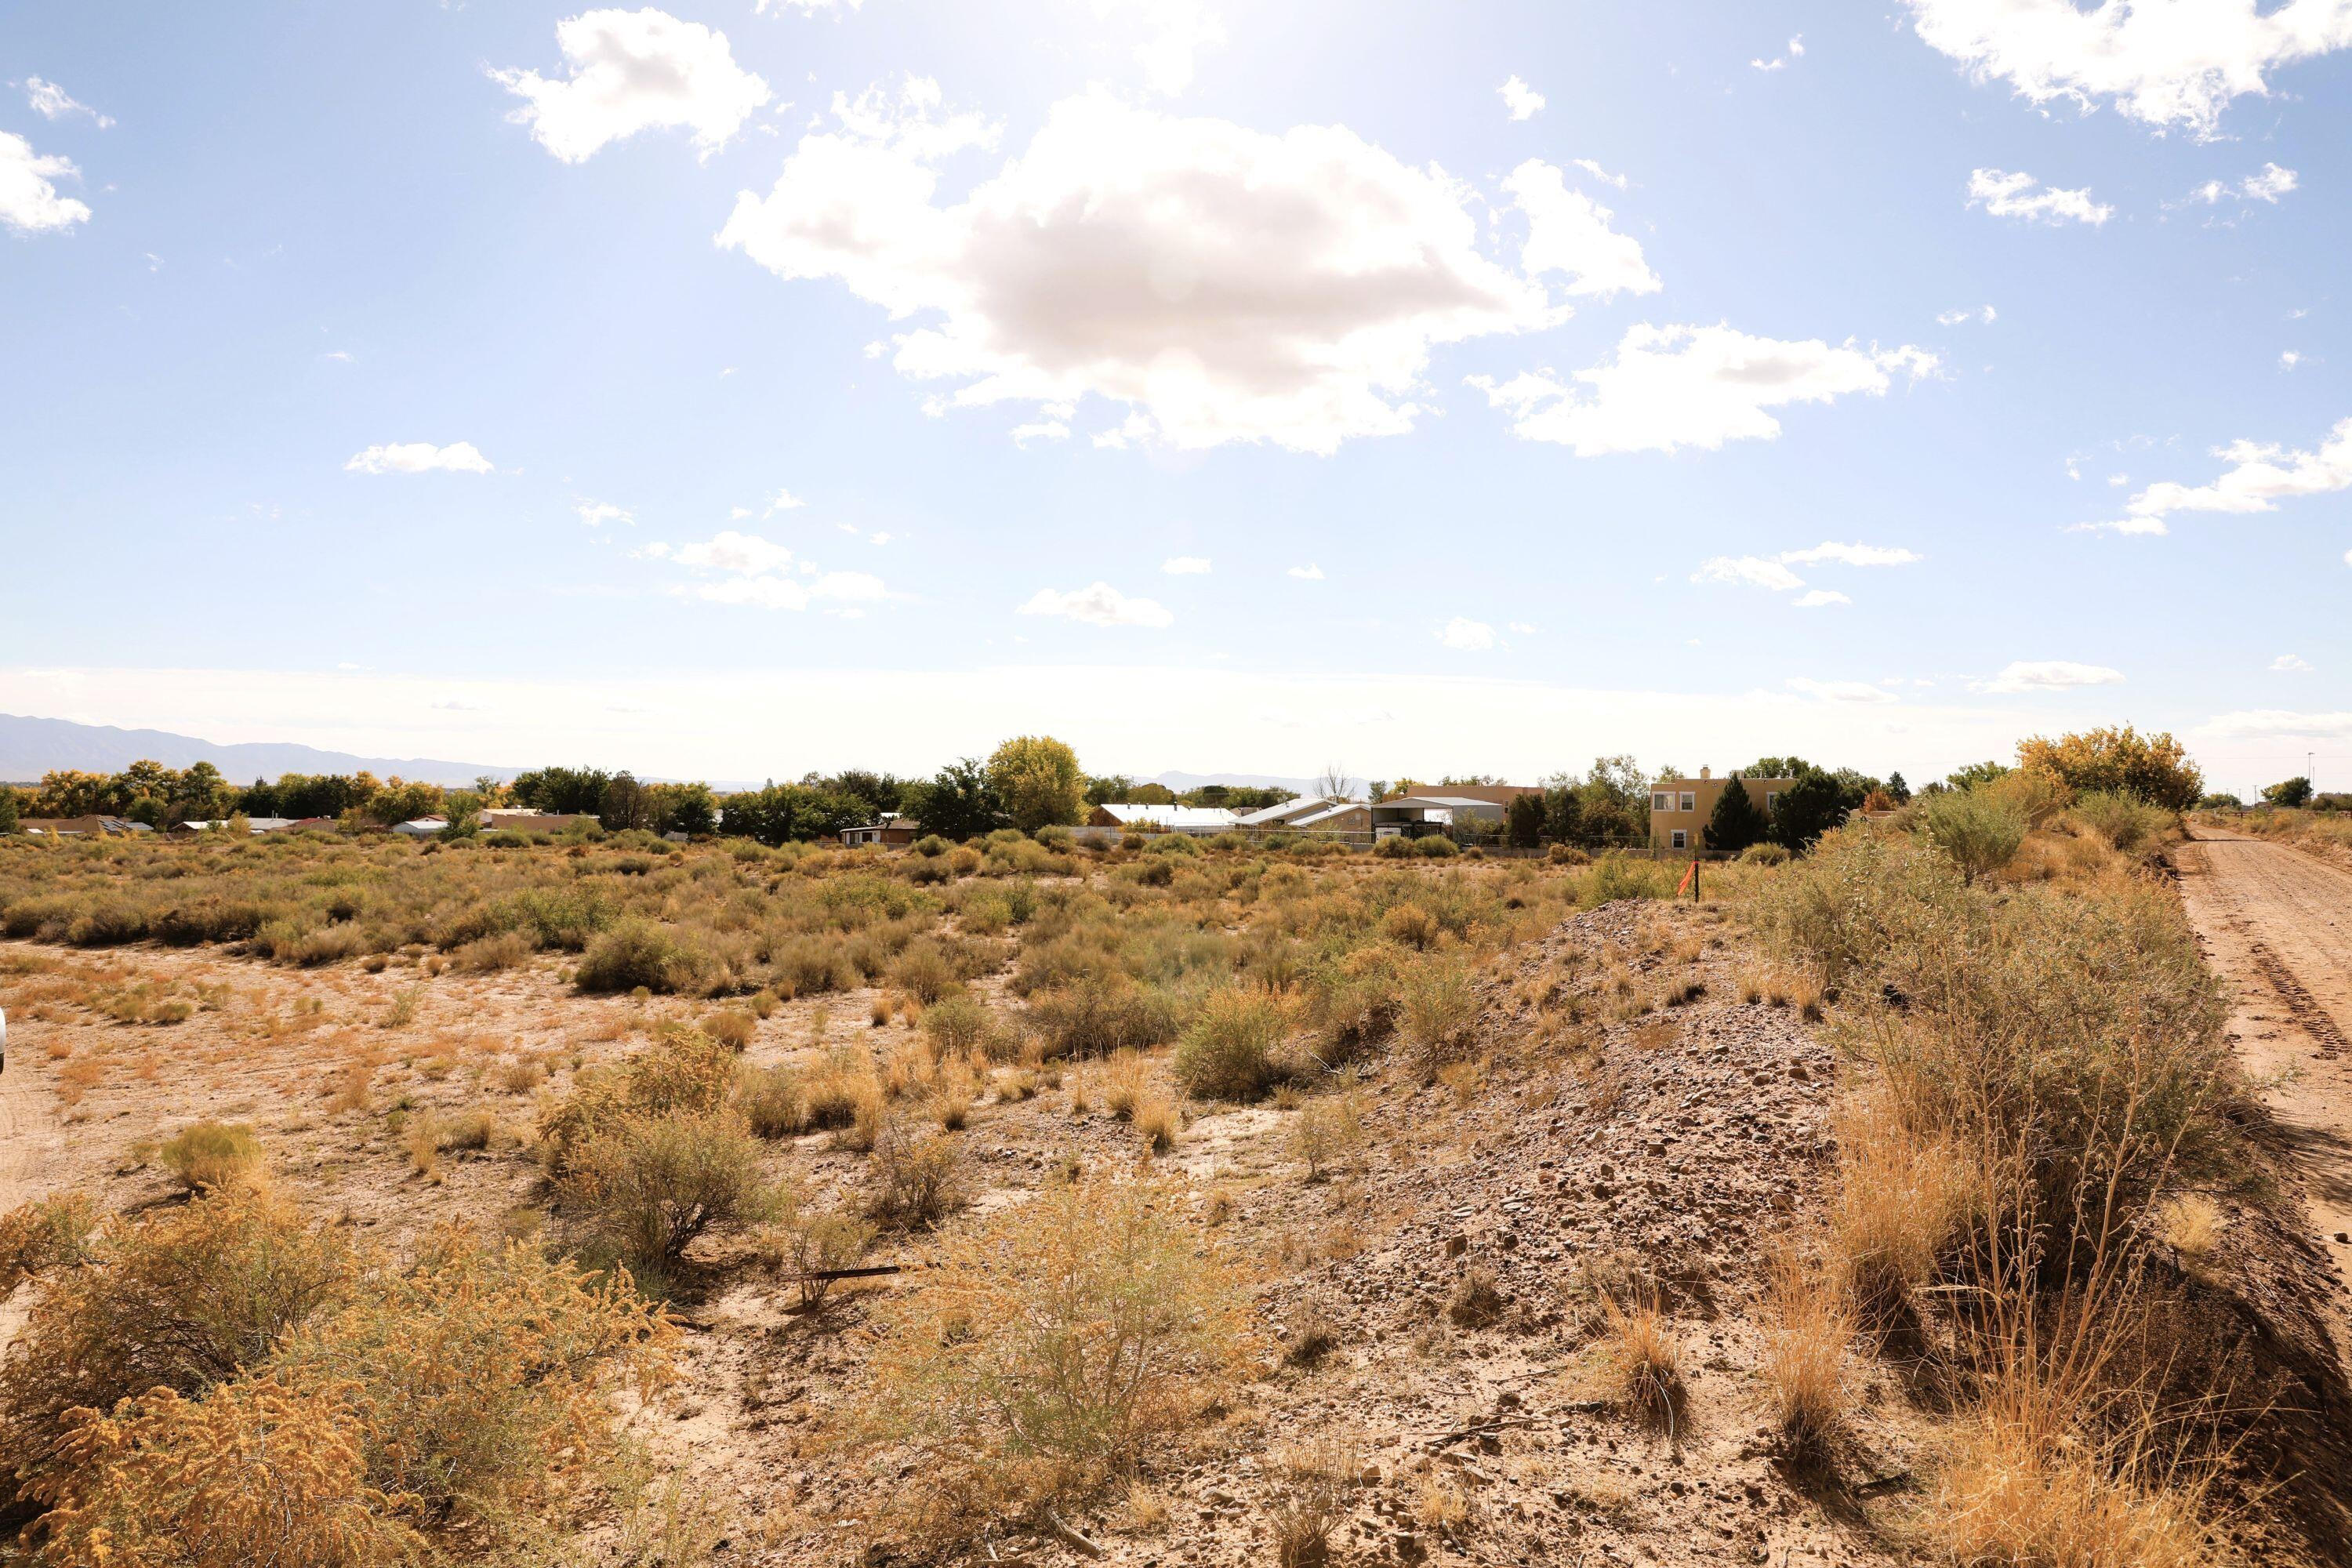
[0,1192,99,1297]
[575,920,718,996]
[1738,841,1791,866]
[865,1116,965,1230]
[738,1063,808,1138]
[158,1121,265,1192]
[2071,789,2172,852]
[1416,835,1457,858]
[889,939,960,1004]
[1579,855,1672,908]
[1987,766,2072,829]
[1916,788,2028,884]
[1026,976,1182,1059]
[0,1189,357,1495]
[850,1179,1246,1544]
[554,1106,777,1276]
[1133,1096,1181,1154]
[1291,1094,1366,1181]
[1172,987,1288,1100]
[34,1374,425,1568]
[700,1008,757,1051]
[920,992,994,1057]
[454,929,533,972]
[1399,960,1479,1078]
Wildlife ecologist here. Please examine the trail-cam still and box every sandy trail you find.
[2177,828,2352,1292]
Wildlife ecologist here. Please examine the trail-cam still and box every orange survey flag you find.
[1676,859,1697,896]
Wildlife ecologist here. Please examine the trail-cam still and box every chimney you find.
[1700,766,1712,780]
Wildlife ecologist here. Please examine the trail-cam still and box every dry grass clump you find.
[1760,1248,1853,1456]
[1828,1094,1969,1330]
[848,1178,1246,1547]
[1265,1436,1360,1568]
[1102,1047,1147,1120]
[1446,1267,1504,1329]
[1602,1289,1683,1427]
[1924,1373,2214,1568]
[1134,1095,1182,1155]
[158,1120,265,1193]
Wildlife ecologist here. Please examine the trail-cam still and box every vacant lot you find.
[2,824,2347,1566]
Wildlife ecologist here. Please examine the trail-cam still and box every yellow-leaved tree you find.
[2014,727,2202,812]
[987,735,1086,834]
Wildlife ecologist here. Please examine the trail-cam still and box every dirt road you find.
[2177,827,2352,1275]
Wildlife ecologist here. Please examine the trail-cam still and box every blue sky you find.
[3,1,2349,796]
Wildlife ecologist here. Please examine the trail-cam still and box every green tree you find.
[987,735,1085,833]
[1768,771,1846,851]
[1884,771,1911,804]
[1504,792,1544,848]
[1703,775,1767,852]
[907,758,1003,841]
[1083,773,1134,807]
[600,773,654,833]
[2263,776,2314,808]
[1946,760,2010,793]
[0,786,19,835]
[651,782,717,836]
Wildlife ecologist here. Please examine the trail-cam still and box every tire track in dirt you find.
[2177,829,2352,1313]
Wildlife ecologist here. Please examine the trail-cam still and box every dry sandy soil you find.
[2178,828,2352,1338]
[0,895,1958,1568]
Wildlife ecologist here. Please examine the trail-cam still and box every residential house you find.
[840,813,922,848]
[20,816,152,838]
[1370,795,1507,837]
[390,816,449,838]
[1409,783,1541,812]
[1086,803,1241,835]
[1647,768,1794,851]
[1281,801,1371,833]
[1234,796,1335,829]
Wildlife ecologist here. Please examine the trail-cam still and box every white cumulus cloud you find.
[1160,556,1211,575]
[1976,659,2125,693]
[25,77,111,128]
[493,8,771,162]
[1968,168,2111,226]
[1287,563,1324,580]
[2271,653,2315,672]
[1902,0,2352,136]
[0,131,91,234]
[1694,555,1807,593]
[1751,35,1805,71]
[575,499,632,527]
[717,87,1562,454]
[1504,159,1661,297]
[655,528,887,612]
[2118,417,2352,529]
[1497,323,1938,456]
[1779,541,1922,566]
[344,441,494,475]
[1937,303,1998,325]
[1792,589,1853,608]
[1019,582,1174,627]
[1437,617,1496,651]
[1499,75,1545,119]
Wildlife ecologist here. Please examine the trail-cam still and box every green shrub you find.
[1416,835,1458,858]
[2070,790,2171,852]
[1171,988,1287,1100]
[1738,842,1791,866]
[1917,789,2028,884]
[738,1064,808,1138]
[1026,977,1182,1059]
[1399,960,1479,1077]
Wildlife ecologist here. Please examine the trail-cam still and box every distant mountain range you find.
[0,713,519,789]
[1,713,1359,799]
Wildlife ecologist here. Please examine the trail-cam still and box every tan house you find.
[1648,768,1794,851]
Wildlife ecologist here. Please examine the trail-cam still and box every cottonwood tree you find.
[986,736,1085,833]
